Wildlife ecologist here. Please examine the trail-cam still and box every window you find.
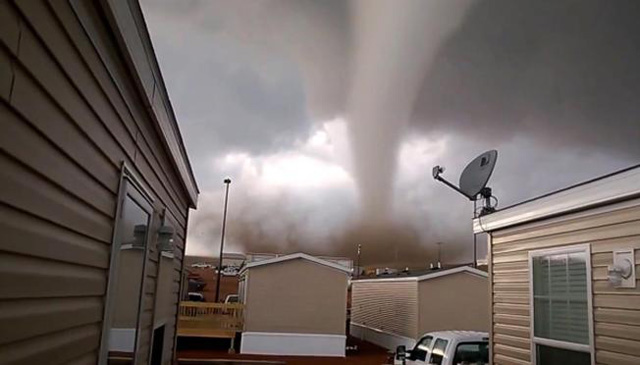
[453,342,489,365]
[100,173,155,365]
[428,338,448,365]
[411,335,433,361]
[530,245,593,365]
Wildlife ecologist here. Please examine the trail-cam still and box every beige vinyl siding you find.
[351,280,418,339]
[0,1,191,364]
[244,259,349,335]
[490,198,640,365]
[417,272,489,335]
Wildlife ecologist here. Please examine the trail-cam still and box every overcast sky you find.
[141,0,639,267]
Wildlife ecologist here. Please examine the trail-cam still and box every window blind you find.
[532,252,589,345]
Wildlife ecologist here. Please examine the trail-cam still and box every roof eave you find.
[473,164,640,234]
[352,266,487,283]
[241,253,351,275]
[101,0,199,208]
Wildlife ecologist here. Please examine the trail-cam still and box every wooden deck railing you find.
[177,302,245,339]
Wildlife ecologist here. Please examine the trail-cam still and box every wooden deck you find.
[177,302,245,351]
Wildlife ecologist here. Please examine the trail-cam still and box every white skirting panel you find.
[350,322,415,351]
[240,332,346,357]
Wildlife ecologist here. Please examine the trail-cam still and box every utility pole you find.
[215,178,231,302]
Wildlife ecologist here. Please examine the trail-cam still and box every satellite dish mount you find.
[433,150,499,268]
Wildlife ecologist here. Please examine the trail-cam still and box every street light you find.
[355,244,362,279]
[215,178,232,302]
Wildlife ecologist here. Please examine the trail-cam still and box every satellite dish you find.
[459,150,498,199]
[432,150,499,269]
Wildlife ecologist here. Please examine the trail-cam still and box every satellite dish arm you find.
[434,174,474,200]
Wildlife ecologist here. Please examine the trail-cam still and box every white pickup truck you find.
[394,331,489,365]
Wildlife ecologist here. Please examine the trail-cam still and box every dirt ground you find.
[177,336,391,365]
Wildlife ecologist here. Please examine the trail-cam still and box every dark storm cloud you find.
[413,0,640,157]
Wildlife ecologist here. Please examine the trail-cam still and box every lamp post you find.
[215,178,232,302]
[355,244,362,279]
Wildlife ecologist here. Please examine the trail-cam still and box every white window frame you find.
[528,244,595,365]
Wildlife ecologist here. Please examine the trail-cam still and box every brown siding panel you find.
[491,199,640,364]
[1,104,116,216]
[417,273,489,335]
[0,324,100,365]
[0,203,110,268]
[596,349,640,365]
[493,353,529,365]
[0,151,113,242]
[0,252,106,299]
[0,297,103,345]
[10,65,120,193]
[493,333,530,350]
[14,23,127,169]
[15,0,137,157]
[494,343,530,361]
[594,308,640,327]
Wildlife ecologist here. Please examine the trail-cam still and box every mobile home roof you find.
[239,252,352,275]
[352,265,487,283]
[473,164,640,234]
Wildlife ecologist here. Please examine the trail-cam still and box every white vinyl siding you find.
[351,280,418,339]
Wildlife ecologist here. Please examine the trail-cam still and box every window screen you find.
[429,338,448,365]
[532,252,589,345]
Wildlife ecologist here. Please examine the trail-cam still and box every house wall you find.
[244,259,348,335]
[351,280,419,340]
[0,1,192,364]
[417,272,489,335]
[490,197,640,365]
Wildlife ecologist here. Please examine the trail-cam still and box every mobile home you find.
[351,266,489,350]
[238,253,350,357]
[476,165,640,365]
[0,1,198,364]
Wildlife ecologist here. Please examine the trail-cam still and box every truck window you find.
[411,335,433,361]
[452,342,489,365]
[428,338,449,365]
